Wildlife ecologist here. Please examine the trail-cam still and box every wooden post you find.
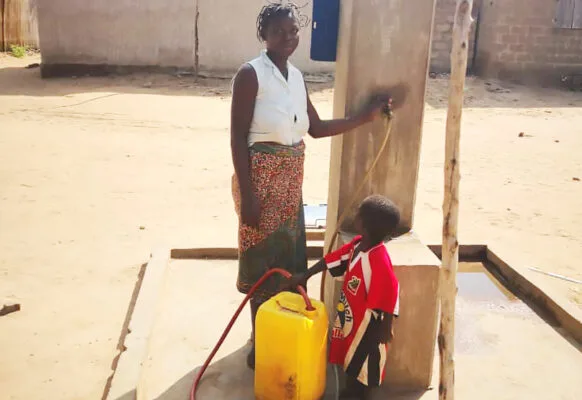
[439,1,473,400]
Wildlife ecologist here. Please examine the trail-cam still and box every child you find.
[289,195,400,400]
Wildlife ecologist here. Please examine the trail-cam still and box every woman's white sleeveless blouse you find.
[241,51,309,146]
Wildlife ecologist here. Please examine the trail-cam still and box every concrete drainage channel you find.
[428,245,582,347]
[103,242,582,400]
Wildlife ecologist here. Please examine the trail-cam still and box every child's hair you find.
[358,195,401,243]
[256,1,309,42]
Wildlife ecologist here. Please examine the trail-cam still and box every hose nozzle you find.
[382,104,393,119]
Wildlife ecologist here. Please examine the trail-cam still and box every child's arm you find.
[287,256,343,289]
[375,312,395,344]
[287,258,326,289]
[287,242,358,289]
[364,311,395,349]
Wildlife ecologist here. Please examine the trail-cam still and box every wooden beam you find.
[171,243,324,260]
[306,229,325,241]
[427,244,487,261]
[438,2,473,400]
[171,247,238,260]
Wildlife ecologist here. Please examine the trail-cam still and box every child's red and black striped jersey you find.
[325,236,399,387]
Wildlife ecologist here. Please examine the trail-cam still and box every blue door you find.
[310,0,340,62]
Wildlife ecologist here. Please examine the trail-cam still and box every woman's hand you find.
[241,192,261,228]
[358,94,393,123]
[357,84,408,124]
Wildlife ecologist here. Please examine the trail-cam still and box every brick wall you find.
[474,0,582,84]
[430,0,481,73]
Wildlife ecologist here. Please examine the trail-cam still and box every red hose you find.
[190,268,314,400]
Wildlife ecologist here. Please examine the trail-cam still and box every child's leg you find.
[338,375,357,399]
[340,375,371,400]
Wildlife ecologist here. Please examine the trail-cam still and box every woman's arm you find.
[231,64,260,227]
[306,85,390,139]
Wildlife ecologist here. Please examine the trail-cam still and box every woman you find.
[231,2,392,368]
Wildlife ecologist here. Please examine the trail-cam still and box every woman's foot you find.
[246,345,255,370]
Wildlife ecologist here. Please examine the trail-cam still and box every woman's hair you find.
[358,195,401,243]
[256,1,310,42]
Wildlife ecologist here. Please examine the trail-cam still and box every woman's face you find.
[264,14,300,58]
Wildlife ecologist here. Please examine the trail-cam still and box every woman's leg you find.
[247,298,261,369]
[233,143,307,369]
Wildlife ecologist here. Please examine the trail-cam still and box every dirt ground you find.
[1,54,581,399]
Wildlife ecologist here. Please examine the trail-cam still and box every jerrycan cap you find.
[303,307,318,319]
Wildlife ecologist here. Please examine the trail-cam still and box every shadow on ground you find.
[0,66,333,98]
[153,344,431,400]
[424,75,582,110]
[1,65,580,110]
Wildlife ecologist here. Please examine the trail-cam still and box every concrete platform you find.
[140,259,335,400]
[125,257,582,400]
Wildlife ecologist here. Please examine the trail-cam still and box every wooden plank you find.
[554,0,575,28]
[439,2,473,400]
[573,0,582,28]
[3,0,22,47]
[326,0,437,239]
[1,0,39,50]
[306,229,325,241]
[427,244,487,261]
[171,247,238,260]
[171,243,324,260]
[105,248,170,400]
[1,0,6,51]
[307,242,324,259]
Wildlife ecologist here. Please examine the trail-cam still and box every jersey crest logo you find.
[347,276,361,296]
[332,292,353,339]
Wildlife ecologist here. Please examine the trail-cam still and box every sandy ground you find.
[1,54,581,399]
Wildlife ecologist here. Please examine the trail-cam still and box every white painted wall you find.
[36,0,334,74]
[198,0,333,73]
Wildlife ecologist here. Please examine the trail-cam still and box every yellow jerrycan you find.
[255,291,328,400]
